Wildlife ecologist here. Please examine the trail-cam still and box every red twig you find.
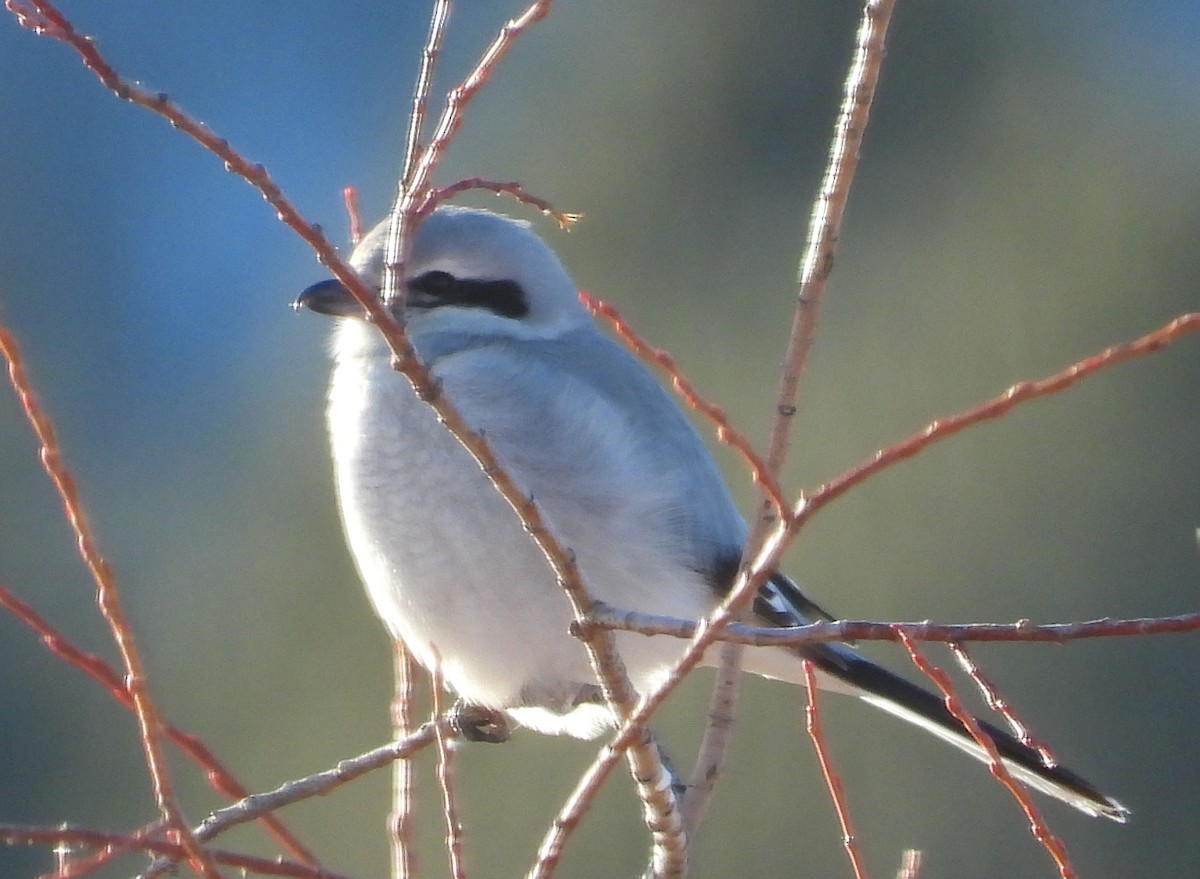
[803,661,869,879]
[0,824,351,879]
[421,178,581,229]
[0,583,318,869]
[343,186,364,245]
[430,657,468,879]
[402,0,556,214]
[949,642,1058,768]
[402,0,451,185]
[0,310,215,877]
[896,631,1076,879]
[761,0,897,499]
[800,312,1200,527]
[389,644,420,879]
[581,292,789,518]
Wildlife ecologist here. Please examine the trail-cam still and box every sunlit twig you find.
[949,642,1057,768]
[803,660,869,879]
[0,582,318,869]
[0,307,216,879]
[139,724,442,879]
[896,630,1077,879]
[431,657,468,879]
[684,0,899,837]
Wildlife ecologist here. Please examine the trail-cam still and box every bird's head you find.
[294,206,589,341]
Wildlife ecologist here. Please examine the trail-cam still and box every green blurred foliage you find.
[1,2,1197,878]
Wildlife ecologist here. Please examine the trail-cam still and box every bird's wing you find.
[425,326,752,578]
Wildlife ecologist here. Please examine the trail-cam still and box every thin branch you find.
[584,603,1200,647]
[799,312,1200,528]
[0,825,352,879]
[896,631,1076,879]
[422,178,581,228]
[343,186,364,245]
[684,0,898,836]
[0,307,216,878]
[401,0,556,218]
[949,642,1057,768]
[894,850,923,879]
[431,658,468,879]
[139,725,442,879]
[803,660,869,879]
[527,742,626,879]
[402,0,451,185]
[390,644,420,879]
[0,582,319,869]
[764,0,897,480]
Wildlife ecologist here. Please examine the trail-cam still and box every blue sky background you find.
[1,3,1198,878]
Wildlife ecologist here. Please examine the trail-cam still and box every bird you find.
[295,204,1128,822]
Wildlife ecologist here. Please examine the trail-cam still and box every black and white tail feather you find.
[758,571,1129,822]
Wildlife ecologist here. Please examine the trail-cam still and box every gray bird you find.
[296,205,1128,822]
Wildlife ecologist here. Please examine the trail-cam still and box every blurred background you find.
[1,1,1198,877]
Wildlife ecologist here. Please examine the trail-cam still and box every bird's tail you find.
[801,643,1129,822]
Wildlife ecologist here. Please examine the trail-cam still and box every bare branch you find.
[799,312,1200,528]
[896,631,1077,879]
[423,177,581,228]
[431,658,468,879]
[580,293,787,518]
[803,661,869,879]
[0,824,351,879]
[390,644,421,879]
[0,582,318,869]
[402,0,452,185]
[140,725,441,879]
[949,642,1058,768]
[585,602,1200,647]
[0,301,217,878]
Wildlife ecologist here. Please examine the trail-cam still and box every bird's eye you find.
[412,270,457,295]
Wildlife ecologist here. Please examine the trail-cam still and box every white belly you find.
[326,323,716,736]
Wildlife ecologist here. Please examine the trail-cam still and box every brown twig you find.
[799,312,1200,528]
[896,631,1077,879]
[390,644,420,879]
[0,306,216,878]
[402,0,451,185]
[0,824,351,879]
[430,657,468,879]
[343,186,364,245]
[949,642,1058,768]
[421,178,581,229]
[803,661,869,879]
[527,741,625,879]
[0,582,319,869]
[764,0,897,483]
[140,725,442,879]
[401,0,556,218]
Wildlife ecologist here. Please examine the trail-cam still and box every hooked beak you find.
[292,278,371,319]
